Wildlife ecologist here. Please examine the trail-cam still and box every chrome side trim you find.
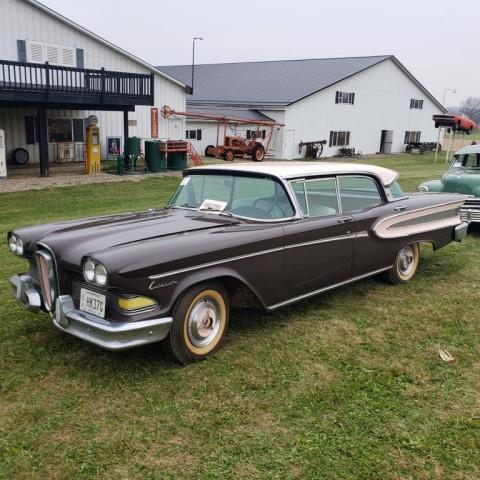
[148,246,285,280]
[373,199,465,239]
[149,231,368,280]
[268,266,393,310]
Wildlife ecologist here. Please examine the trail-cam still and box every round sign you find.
[87,115,98,126]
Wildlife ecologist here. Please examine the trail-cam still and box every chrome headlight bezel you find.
[417,185,429,193]
[83,258,108,287]
[8,233,25,256]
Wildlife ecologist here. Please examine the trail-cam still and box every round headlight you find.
[83,259,96,282]
[94,263,108,286]
[9,234,18,254]
[15,237,24,256]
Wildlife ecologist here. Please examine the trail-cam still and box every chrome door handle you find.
[337,216,353,224]
[394,205,408,211]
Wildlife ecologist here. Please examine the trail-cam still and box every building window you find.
[48,118,73,143]
[246,129,266,140]
[196,129,202,141]
[404,131,421,144]
[335,91,355,105]
[24,116,38,145]
[410,99,424,109]
[27,40,76,67]
[329,131,351,147]
[73,119,85,143]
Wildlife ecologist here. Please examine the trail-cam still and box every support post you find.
[37,106,49,177]
[123,109,129,155]
[434,127,442,163]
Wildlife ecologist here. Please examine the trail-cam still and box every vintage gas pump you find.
[0,129,6,179]
[85,115,101,174]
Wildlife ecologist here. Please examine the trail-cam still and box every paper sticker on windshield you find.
[180,177,191,186]
[199,199,228,211]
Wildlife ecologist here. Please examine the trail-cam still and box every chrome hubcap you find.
[398,245,415,276]
[187,296,221,348]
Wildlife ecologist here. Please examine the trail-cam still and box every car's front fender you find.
[417,179,444,192]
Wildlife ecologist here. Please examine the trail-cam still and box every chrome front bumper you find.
[10,274,172,351]
[454,222,469,241]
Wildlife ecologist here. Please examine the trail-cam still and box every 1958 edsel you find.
[9,162,469,364]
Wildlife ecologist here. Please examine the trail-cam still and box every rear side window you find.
[292,178,339,217]
[338,176,383,212]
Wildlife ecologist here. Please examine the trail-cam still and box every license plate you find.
[79,288,106,318]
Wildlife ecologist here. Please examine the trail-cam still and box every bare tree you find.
[460,97,480,125]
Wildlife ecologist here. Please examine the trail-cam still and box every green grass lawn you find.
[1,154,479,479]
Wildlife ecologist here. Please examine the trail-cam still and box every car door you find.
[336,175,399,276]
[282,177,354,301]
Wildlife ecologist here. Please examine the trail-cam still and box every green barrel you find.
[167,151,187,171]
[125,137,141,157]
[145,141,166,172]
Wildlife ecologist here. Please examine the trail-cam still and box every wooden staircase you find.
[187,142,203,166]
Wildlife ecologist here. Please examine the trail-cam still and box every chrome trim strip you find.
[372,199,465,239]
[268,266,393,310]
[149,231,368,280]
[284,233,355,250]
[148,246,285,280]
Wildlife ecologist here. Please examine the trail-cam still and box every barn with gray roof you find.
[159,56,444,159]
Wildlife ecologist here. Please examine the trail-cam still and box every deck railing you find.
[0,59,154,105]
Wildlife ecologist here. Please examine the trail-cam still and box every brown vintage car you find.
[9,162,468,364]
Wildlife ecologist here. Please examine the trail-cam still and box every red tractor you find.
[205,135,265,162]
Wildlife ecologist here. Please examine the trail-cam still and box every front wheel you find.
[163,282,230,364]
[384,243,420,284]
[252,145,265,161]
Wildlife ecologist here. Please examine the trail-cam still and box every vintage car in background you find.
[9,162,468,364]
[418,145,480,223]
[432,114,477,134]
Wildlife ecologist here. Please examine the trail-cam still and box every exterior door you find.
[284,129,296,159]
[336,175,396,276]
[380,130,393,153]
[282,177,354,300]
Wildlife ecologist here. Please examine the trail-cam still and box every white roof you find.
[454,144,480,155]
[191,162,399,186]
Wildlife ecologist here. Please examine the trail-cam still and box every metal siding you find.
[285,58,443,158]
[0,0,186,160]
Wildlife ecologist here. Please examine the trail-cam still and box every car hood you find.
[443,169,480,195]
[30,208,238,268]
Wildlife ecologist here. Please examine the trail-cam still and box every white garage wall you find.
[0,0,186,163]
[283,58,443,159]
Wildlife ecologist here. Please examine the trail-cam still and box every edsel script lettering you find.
[149,280,178,290]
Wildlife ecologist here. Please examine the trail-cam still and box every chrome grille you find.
[461,199,480,222]
[72,280,119,311]
[35,248,57,312]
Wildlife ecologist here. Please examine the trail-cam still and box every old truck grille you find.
[35,247,58,312]
[461,198,480,222]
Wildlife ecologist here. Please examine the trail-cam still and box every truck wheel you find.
[163,281,230,365]
[384,244,420,284]
[205,145,215,157]
[252,145,265,162]
[224,149,235,162]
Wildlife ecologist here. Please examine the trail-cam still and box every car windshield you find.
[168,173,295,220]
[451,152,480,169]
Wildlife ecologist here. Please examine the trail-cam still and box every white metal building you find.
[0,0,187,176]
[160,56,445,159]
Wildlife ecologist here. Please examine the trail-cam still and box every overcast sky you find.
[41,0,479,106]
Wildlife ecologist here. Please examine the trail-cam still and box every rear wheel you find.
[252,144,265,162]
[205,145,215,157]
[162,282,230,365]
[384,243,420,284]
[224,149,235,162]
